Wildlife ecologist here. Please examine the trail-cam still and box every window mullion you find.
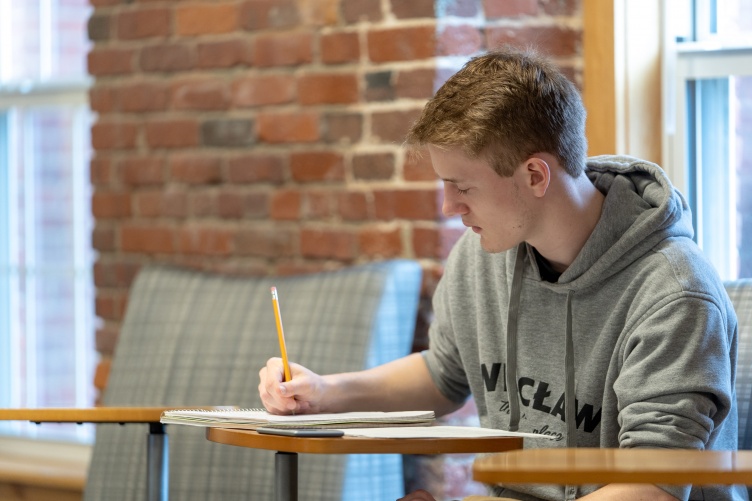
[22,109,38,409]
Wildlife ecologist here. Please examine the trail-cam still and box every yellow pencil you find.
[270,287,292,382]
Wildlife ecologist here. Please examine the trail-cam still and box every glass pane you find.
[54,0,92,79]
[717,0,752,41]
[0,106,95,441]
[691,75,752,280]
[7,0,42,81]
[735,76,752,276]
[1,0,92,83]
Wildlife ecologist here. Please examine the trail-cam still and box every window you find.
[663,0,752,280]
[0,0,95,442]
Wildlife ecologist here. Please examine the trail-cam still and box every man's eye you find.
[457,187,470,195]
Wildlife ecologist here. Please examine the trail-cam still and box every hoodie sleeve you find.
[615,292,736,499]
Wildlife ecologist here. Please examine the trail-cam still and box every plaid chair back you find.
[84,260,421,501]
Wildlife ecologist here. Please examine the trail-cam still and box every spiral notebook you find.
[160,408,435,430]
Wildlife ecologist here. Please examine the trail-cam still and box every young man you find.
[259,47,744,501]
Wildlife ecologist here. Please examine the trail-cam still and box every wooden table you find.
[0,407,209,501]
[473,447,752,485]
[207,427,524,501]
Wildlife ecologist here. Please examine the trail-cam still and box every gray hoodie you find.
[423,155,747,500]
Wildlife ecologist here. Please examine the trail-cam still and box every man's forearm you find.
[321,353,462,416]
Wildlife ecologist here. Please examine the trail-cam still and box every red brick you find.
[239,0,300,30]
[367,26,436,63]
[323,113,362,143]
[171,78,231,111]
[484,0,538,18]
[90,156,113,185]
[404,150,436,181]
[438,25,483,56]
[290,151,345,182]
[371,108,423,144]
[145,119,200,148]
[217,189,269,219]
[352,152,395,180]
[176,3,238,36]
[91,120,138,150]
[198,38,253,69]
[359,225,403,257]
[338,191,369,220]
[88,48,135,76]
[298,73,358,105]
[94,358,111,397]
[342,0,382,23]
[169,155,222,184]
[96,291,128,321]
[95,324,119,353]
[374,188,441,220]
[412,225,464,258]
[161,191,189,218]
[391,0,434,18]
[92,225,116,251]
[140,43,195,72]
[93,260,141,288]
[119,81,169,112]
[258,112,319,143]
[227,154,286,184]
[270,189,302,220]
[321,32,360,64]
[117,7,170,39]
[178,225,234,256]
[540,0,579,15]
[120,155,165,186]
[232,74,296,107]
[134,190,162,217]
[235,227,297,258]
[395,68,436,99]
[485,26,580,58]
[299,0,339,26]
[92,190,132,218]
[188,191,216,217]
[89,86,116,113]
[300,228,356,260]
[254,32,313,67]
[303,190,334,219]
[121,223,176,254]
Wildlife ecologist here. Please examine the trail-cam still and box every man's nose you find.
[442,189,468,217]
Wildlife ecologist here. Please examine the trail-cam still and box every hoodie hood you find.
[550,155,694,290]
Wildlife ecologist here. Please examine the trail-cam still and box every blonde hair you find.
[405,46,587,177]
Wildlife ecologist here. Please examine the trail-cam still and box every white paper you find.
[342,425,554,439]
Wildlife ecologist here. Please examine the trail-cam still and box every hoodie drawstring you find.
[565,289,577,448]
[505,243,527,432]
[505,245,578,450]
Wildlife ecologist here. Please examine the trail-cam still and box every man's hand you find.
[258,357,328,415]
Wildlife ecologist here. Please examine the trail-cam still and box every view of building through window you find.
[0,0,95,442]
[667,0,752,280]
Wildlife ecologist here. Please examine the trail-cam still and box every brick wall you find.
[87,0,582,398]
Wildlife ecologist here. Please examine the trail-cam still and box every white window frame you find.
[661,0,752,279]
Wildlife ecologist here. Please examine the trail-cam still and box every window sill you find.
[0,435,89,491]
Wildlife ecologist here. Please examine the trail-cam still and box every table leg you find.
[275,451,298,501]
[147,422,169,501]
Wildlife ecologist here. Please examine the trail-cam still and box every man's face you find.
[429,145,534,254]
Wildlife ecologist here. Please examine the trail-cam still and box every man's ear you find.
[526,157,550,197]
